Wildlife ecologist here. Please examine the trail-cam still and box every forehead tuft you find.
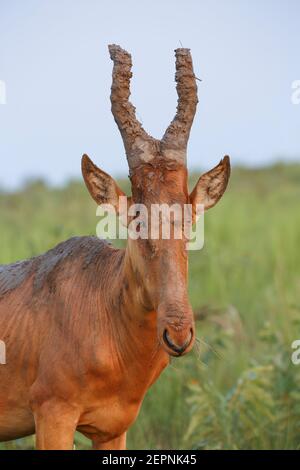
[129,158,188,204]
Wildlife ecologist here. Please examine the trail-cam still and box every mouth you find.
[162,328,194,357]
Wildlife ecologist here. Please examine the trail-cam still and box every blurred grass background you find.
[0,163,300,449]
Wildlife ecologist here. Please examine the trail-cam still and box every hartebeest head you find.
[82,45,230,357]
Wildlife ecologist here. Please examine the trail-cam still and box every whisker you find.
[195,336,224,361]
[168,358,181,372]
[192,340,209,369]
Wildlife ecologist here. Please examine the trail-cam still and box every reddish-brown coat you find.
[0,45,230,449]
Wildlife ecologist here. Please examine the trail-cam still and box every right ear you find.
[189,156,231,222]
[81,154,126,214]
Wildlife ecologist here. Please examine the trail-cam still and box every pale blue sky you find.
[0,0,300,189]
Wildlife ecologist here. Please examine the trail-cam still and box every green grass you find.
[0,163,300,449]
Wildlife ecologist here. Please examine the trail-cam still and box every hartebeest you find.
[0,45,230,449]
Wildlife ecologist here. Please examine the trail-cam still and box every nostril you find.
[163,328,193,355]
[163,329,178,352]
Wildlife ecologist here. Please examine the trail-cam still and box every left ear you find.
[81,154,126,213]
[190,156,231,220]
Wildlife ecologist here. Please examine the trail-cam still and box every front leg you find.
[92,433,126,450]
[33,399,79,450]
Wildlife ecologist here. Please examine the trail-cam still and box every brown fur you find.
[0,236,168,445]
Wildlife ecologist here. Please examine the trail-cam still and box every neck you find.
[98,240,167,370]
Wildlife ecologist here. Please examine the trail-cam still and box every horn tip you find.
[174,47,191,55]
[108,44,131,62]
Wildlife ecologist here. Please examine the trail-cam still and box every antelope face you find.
[129,157,230,356]
[81,44,231,357]
[82,154,230,357]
